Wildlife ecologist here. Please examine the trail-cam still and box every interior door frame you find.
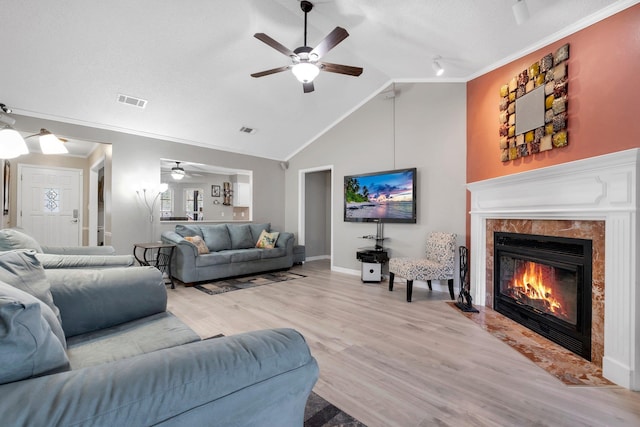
[89,156,105,246]
[17,163,83,245]
[298,165,333,268]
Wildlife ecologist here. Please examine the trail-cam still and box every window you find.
[185,188,203,220]
[160,189,173,218]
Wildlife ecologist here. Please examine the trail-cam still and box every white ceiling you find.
[0,0,635,161]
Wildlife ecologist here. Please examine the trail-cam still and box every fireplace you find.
[494,232,592,360]
[468,149,639,388]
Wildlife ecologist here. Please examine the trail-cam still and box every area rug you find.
[448,302,615,387]
[305,392,367,427]
[194,271,306,295]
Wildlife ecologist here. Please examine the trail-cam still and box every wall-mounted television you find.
[344,167,417,223]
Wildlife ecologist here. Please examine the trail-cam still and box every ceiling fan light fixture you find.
[432,56,444,76]
[171,162,186,180]
[292,62,320,83]
[0,125,29,159]
[38,129,68,154]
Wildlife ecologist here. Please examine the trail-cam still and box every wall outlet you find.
[241,212,245,217]
[221,212,224,217]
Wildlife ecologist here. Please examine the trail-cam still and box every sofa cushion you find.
[0,250,61,324]
[185,236,209,254]
[45,267,166,339]
[249,223,271,245]
[228,224,254,249]
[201,224,232,252]
[195,252,232,267]
[261,247,286,259]
[256,230,280,249]
[66,312,200,370]
[35,253,135,269]
[0,288,70,385]
[229,249,262,263]
[0,280,66,349]
[0,229,43,253]
[175,224,203,239]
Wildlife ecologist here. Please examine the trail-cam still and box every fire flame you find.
[510,262,567,317]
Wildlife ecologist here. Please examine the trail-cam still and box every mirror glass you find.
[515,85,544,135]
[160,159,252,222]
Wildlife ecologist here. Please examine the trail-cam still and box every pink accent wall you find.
[467,4,640,184]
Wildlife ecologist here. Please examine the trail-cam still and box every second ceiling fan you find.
[250,0,363,93]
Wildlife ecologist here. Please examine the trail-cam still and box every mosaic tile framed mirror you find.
[499,43,569,162]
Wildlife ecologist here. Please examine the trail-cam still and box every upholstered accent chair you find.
[388,232,457,302]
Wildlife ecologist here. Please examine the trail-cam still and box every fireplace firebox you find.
[494,232,592,360]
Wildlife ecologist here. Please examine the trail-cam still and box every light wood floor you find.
[167,260,640,427]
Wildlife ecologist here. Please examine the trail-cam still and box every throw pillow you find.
[0,228,43,253]
[0,295,70,385]
[184,236,209,254]
[249,223,271,245]
[0,250,62,324]
[255,230,280,249]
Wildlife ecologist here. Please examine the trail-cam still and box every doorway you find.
[298,166,333,265]
[17,164,83,246]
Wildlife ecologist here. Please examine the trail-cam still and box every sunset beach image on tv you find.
[344,168,416,223]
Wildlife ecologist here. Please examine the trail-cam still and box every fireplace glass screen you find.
[499,256,577,325]
[494,232,592,360]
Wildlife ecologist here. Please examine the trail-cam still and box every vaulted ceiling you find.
[0,0,634,160]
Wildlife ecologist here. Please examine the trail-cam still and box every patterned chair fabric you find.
[389,232,457,301]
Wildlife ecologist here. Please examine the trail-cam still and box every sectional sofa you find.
[0,249,319,426]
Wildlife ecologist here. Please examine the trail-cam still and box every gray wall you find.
[8,81,466,279]
[9,115,286,254]
[285,82,467,287]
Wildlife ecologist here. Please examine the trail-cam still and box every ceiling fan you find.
[160,161,187,181]
[161,161,206,181]
[250,0,363,93]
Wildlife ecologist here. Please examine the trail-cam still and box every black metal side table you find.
[133,242,176,288]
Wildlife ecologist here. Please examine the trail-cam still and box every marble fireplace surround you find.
[467,149,639,389]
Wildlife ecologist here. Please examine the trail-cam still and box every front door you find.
[18,164,82,246]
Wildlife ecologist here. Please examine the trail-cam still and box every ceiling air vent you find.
[239,126,257,135]
[117,94,147,109]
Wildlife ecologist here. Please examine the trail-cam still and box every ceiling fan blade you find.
[251,66,291,78]
[319,62,363,76]
[309,27,349,59]
[254,33,297,58]
[303,82,315,93]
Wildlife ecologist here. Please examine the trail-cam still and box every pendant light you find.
[0,104,28,159]
[0,125,29,159]
[25,129,68,154]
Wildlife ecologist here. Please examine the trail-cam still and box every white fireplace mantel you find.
[467,148,639,389]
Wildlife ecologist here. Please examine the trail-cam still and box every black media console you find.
[356,222,388,283]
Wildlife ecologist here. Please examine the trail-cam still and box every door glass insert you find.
[44,188,60,212]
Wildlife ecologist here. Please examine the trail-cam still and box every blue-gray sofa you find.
[161,223,294,285]
[0,249,318,426]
